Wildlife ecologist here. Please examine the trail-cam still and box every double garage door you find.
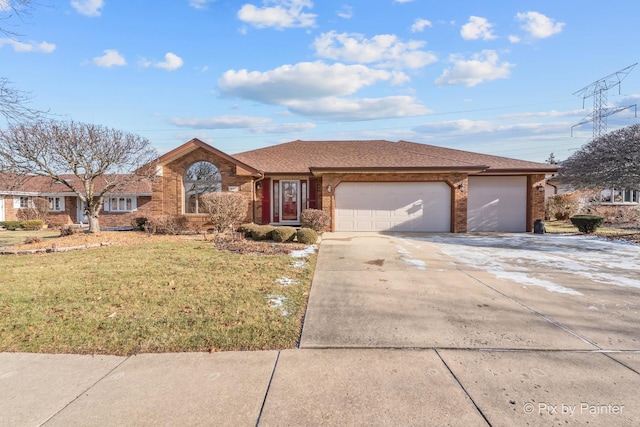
[334,177,528,232]
[334,182,451,232]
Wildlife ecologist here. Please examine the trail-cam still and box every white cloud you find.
[218,61,399,104]
[189,0,215,9]
[71,0,104,17]
[254,122,316,134]
[286,96,430,120]
[413,119,570,137]
[411,18,432,33]
[337,5,353,19]
[169,115,316,134]
[154,52,184,71]
[170,115,271,129]
[0,38,56,53]
[393,0,414,3]
[138,52,185,70]
[516,11,565,39]
[500,109,585,120]
[435,50,513,87]
[508,35,521,44]
[92,49,126,68]
[237,0,316,30]
[314,31,437,70]
[461,16,497,40]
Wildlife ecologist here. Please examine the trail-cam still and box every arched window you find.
[184,161,222,213]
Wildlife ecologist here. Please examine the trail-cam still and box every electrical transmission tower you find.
[571,63,637,139]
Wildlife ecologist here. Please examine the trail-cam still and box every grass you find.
[545,220,640,235]
[0,240,316,355]
[0,230,60,248]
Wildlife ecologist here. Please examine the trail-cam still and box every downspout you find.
[252,171,265,223]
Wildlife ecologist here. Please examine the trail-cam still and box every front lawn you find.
[0,239,316,355]
[0,229,60,248]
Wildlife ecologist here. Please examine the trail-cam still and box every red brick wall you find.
[152,148,254,230]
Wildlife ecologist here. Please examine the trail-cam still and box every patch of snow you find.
[491,270,582,295]
[267,295,289,316]
[276,277,299,286]
[291,260,308,269]
[403,258,426,270]
[290,245,317,258]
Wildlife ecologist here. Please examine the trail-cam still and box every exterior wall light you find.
[327,184,332,193]
[536,184,545,192]
[457,183,464,191]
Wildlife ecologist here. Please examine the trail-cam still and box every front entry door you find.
[281,180,299,221]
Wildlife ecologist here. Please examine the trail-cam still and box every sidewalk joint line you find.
[40,355,132,426]
[255,350,280,427]
[461,270,602,350]
[435,348,492,427]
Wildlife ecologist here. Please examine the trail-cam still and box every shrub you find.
[237,223,259,238]
[587,205,640,227]
[0,221,22,230]
[131,217,148,231]
[24,236,43,244]
[301,209,330,232]
[16,197,49,222]
[272,226,297,243]
[147,215,188,235]
[199,192,248,233]
[20,220,45,230]
[545,193,580,221]
[296,228,318,244]
[570,215,603,234]
[250,225,275,241]
[60,224,84,236]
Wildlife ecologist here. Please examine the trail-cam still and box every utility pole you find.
[572,63,637,139]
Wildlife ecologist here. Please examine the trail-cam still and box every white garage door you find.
[334,182,451,232]
[467,176,527,232]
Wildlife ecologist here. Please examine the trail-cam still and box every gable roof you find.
[0,173,152,195]
[233,140,558,175]
[157,138,261,176]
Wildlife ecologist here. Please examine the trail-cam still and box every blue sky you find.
[1,0,639,162]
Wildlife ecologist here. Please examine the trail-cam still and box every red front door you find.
[281,180,298,221]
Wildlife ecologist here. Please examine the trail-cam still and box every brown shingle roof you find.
[233,140,557,174]
[0,173,152,194]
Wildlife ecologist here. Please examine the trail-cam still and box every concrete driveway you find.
[296,232,640,425]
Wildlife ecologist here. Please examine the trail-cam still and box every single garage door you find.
[467,176,527,232]
[334,182,451,232]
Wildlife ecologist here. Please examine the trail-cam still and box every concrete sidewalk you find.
[2,232,640,426]
[2,348,638,426]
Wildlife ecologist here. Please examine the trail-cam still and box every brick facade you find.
[152,147,255,230]
[0,195,152,229]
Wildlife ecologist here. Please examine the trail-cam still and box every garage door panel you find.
[468,176,526,232]
[335,182,451,232]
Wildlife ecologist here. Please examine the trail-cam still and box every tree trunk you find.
[88,215,101,233]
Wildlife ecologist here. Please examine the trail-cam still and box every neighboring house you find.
[151,139,557,233]
[546,177,640,206]
[0,174,152,227]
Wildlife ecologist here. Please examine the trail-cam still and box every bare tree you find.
[0,119,158,232]
[1,0,33,37]
[1,0,46,123]
[559,124,640,190]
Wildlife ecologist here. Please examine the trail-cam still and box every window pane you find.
[184,161,222,213]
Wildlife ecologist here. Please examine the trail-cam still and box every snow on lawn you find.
[407,234,640,294]
[276,277,300,286]
[267,295,289,316]
[290,245,316,269]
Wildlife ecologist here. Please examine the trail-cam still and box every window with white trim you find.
[48,197,65,212]
[13,196,31,208]
[105,197,137,212]
[600,188,640,204]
